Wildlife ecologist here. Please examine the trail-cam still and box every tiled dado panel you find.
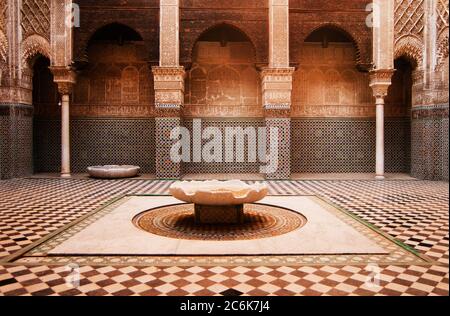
[291,119,411,173]
[34,118,156,174]
[183,119,265,174]
[155,118,183,179]
[0,104,33,179]
[411,105,449,181]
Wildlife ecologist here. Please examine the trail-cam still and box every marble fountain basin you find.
[169,180,269,224]
[87,165,140,179]
[169,180,268,205]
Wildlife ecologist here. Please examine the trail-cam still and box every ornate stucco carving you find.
[436,0,449,33]
[49,66,76,95]
[0,0,7,64]
[292,43,376,118]
[394,34,424,68]
[302,23,368,68]
[21,34,51,68]
[369,69,396,99]
[21,0,50,41]
[0,29,6,63]
[436,27,449,69]
[152,66,185,108]
[394,0,425,40]
[261,67,294,108]
[184,41,262,118]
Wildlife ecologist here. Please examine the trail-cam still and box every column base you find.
[375,175,385,180]
[61,173,72,178]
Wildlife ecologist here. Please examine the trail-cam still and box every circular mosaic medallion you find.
[133,204,307,241]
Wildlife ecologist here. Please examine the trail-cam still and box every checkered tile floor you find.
[0,178,448,296]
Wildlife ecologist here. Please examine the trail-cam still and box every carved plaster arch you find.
[21,34,51,69]
[394,34,423,69]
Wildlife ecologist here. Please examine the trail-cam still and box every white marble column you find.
[60,93,71,177]
[375,96,385,179]
[370,0,395,180]
[51,68,76,177]
[370,70,395,180]
[50,0,76,177]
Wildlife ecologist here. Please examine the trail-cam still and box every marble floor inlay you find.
[0,178,447,296]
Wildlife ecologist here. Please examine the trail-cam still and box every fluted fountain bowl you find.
[169,180,268,206]
[87,165,140,179]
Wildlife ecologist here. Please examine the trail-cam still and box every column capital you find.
[152,66,185,115]
[152,66,185,78]
[50,66,77,95]
[261,67,295,114]
[369,69,395,99]
[260,67,295,78]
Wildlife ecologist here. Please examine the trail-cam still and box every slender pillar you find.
[51,67,76,178]
[370,0,394,180]
[369,70,395,180]
[375,96,385,179]
[263,0,294,179]
[154,0,184,179]
[61,93,71,177]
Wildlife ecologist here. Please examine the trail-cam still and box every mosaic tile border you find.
[0,194,436,267]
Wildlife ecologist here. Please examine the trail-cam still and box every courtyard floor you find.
[0,177,448,296]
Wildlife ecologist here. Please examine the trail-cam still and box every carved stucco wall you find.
[21,0,50,42]
[184,41,262,118]
[436,0,449,68]
[292,43,374,118]
[73,0,160,64]
[180,1,268,66]
[0,0,7,65]
[67,42,155,118]
[32,45,157,173]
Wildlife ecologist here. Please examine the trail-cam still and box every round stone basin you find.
[169,180,268,206]
[87,165,140,179]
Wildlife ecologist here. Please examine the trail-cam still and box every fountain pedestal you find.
[169,180,268,225]
[194,204,244,224]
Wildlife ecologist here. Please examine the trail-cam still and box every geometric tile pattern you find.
[411,105,449,181]
[155,118,182,178]
[31,117,415,177]
[0,178,448,296]
[9,196,429,266]
[34,118,156,174]
[0,104,34,180]
[183,119,265,174]
[266,118,291,179]
[133,203,306,241]
[291,119,411,173]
